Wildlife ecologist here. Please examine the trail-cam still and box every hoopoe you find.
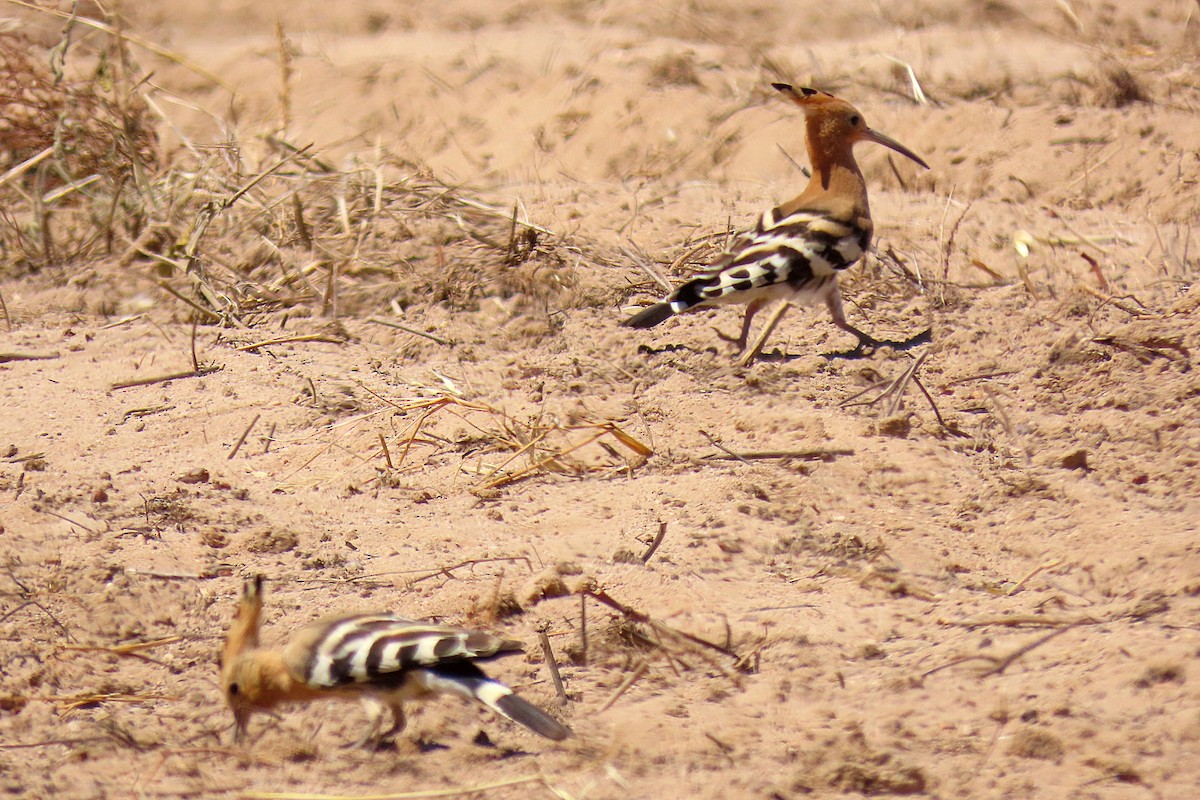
[622,83,929,361]
[220,575,571,746]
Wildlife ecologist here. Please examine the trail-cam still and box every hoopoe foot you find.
[345,724,403,750]
[852,334,881,355]
[823,334,880,360]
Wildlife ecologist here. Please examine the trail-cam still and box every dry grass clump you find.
[1093,61,1148,108]
[647,52,702,89]
[0,30,157,273]
[0,23,589,327]
[0,32,157,175]
[1005,726,1066,761]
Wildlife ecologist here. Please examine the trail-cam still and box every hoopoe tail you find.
[422,664,571,741]
[621,302,676,329]
[492,691,572,741]
[623,280,711,329]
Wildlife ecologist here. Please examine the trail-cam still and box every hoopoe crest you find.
[220,576,571,745]
[622,83,929,360]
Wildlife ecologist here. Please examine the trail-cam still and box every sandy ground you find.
[2,1,1199,798]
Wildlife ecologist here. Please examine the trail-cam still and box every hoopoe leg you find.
[735,297,767,353]
[381,702,407,740]
[350,695,391,748]
[825,288,878,351]
[348,697,406,748]
[715,297,766,350]
[737,301,790,367]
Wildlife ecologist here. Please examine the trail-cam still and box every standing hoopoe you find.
[622,83,929,362]
[220,576,571,746]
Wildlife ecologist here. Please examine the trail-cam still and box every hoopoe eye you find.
[849,114,861,126]
[228,682,240,696]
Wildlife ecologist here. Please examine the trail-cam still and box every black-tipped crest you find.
[773,83,825,98]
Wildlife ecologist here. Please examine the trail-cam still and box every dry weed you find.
[0,25,591,328]
[0,29,157,272]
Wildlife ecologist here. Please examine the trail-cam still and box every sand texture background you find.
[1,0,1199,798]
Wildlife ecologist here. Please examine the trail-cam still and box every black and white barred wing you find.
[283,615,570,740]
[623,208,870,328]
[283,615,518,688]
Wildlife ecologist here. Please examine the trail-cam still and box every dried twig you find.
[343,556,533,587]
[378,433,394,470]
[0,736,111,750]
[620,242,674,292]
[939,615,1086,629]
[0,352,60,363]
[920,623,1081,680]
[885,358,922,412]
[537,630,568,705]
[366,317,456,347]
[110,367,219,390]
[579,593,588,667]
[910,372,969,437]
[882,54,930,105]
[596,650,659,713]
[59,636,181,668]
[234,334,347,352]
[1008,559,1067,595]
[978,624,1082,677]
[940,201,973,289]
[699,430,751,466]
[229,773,554,800]
[227,414,261,460]
[641,521,667,564]
[5,0,236,90]
[584,588,739,660]
[839,352,927,414]
[701,447,854,462]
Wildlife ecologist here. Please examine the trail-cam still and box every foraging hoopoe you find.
[220,576,571,746]
[623,83,929,360]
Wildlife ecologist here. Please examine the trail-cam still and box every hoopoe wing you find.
[281,614,522,688]
[623,208,870,327]
[280,614,571,740]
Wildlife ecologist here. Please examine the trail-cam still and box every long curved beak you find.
[862,127,930,170]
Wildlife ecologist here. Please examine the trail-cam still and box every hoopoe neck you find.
[778,159,872,234]
[235,649,326,708]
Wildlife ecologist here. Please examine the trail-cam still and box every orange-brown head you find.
[772,83,929,174]
[219,575,285,741]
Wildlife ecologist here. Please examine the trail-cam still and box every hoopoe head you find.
[220,575,276,740]
[772,83,930,171]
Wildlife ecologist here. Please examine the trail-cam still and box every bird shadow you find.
[756,328,933,363]
[636,343,722,357]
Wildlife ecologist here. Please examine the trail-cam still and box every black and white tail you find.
[420,661,571,741]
